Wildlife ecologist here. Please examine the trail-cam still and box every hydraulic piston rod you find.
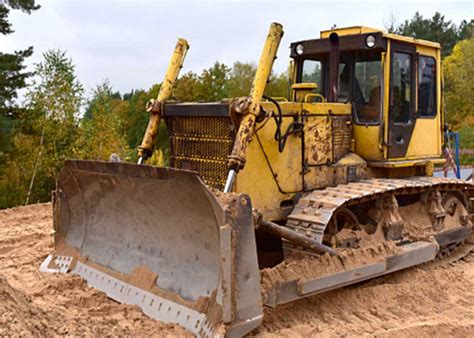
[260,220,338,256]
[224,22,284,192]
[138,38,189,164]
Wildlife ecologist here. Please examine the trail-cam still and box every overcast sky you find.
[1,0,473,99]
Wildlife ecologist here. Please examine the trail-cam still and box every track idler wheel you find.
[324,207,361,248]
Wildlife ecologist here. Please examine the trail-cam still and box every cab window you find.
[390,52,412,123]
[418,56,436,117]
[301,59,323,93]
[353,53,382,123]
[337,57,352,103]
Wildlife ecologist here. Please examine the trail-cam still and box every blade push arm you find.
[138,38,189,164]
[224,22,284,192]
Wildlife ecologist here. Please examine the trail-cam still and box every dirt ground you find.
[1,203,474,337]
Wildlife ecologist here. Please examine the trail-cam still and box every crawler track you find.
[286,177,473,244]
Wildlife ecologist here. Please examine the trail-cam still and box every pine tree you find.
[0,1,39,166]
[0,0,39,114]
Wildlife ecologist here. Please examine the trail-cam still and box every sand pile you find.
[0,203,190,337]
[1,203,473,336]
[261,229,399,292]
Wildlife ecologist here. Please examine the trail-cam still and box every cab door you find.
[404,47,442,158]
[387,42,417,158]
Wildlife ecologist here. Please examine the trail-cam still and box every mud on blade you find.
[41,160,263,337]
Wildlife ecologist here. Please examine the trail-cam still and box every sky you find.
[1,0,473,99]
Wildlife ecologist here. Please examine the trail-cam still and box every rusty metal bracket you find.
[145,99,163,115]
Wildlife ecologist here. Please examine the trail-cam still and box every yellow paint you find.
[235,116,301,221]
[425,161,435,176]
[406,119,442,157]
[382,40,390,159]
[304,152,367,190]
[229,23,284,169]
[320,26,380,38]
[405,44,442,158]
[337,152,366,166]
[383,33,441,49]
[304,116,332,165]
[171,26,448,221]
[319,26,441,49]
[353,125,384,161]
[368,157,445,168]
[437,47,443,148]
[292,83,318,102]
[235,100,352,221]
[260,101,351,116]
[302,102,350,115]
[292,83,318,90]
[139,38,189,159]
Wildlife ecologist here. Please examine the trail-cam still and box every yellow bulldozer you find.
[41,23,473,336]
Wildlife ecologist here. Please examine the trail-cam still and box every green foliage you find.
[444,38,474,129]
[174,61,289,102]
[0,0,39,164]
[396,12,473,57]
[197,62,231,101]
[0,113,16,165]
[228,62,256,97]
[0,50,83,208]
[0,0,39,114]
[227,61,289,99]
[458,125,474,165]
[73,81,131,161]
[174,72,200,101]
[266,71,290,99]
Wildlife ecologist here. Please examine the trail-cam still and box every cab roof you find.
[320,26,441,49]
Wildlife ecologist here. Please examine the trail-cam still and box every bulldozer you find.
[41,23,473,337]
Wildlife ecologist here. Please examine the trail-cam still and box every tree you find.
[0,0,39,114]
[228,61,289,99]
[396,12,473,57]
[174,71,200,101]
[459,20,474,40]
[123,88,154,157]
[0,49,83,208]
[266,71,290,99]
[384,11,398,34]
[0,0,39,167]
[443,37,474,129]
[197,62,230,101]
[74,81,131,162]
[228,62,256,97]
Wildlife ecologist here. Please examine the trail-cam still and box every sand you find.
[0,203,190,337]
[1,203,474,336]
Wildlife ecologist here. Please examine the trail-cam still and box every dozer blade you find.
[40,160,263,337]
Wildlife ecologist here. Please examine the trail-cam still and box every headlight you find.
[296,44,304,55]
[365,35,376,48]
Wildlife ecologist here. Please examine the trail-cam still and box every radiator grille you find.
[166,116,234,190]
[332,116,353,161]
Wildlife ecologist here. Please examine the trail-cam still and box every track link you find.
[286,177,473,244]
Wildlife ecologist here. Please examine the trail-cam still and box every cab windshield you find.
[353,53,382,123]
[298,51,382,124]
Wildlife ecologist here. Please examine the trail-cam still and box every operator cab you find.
[290,27,442,163]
